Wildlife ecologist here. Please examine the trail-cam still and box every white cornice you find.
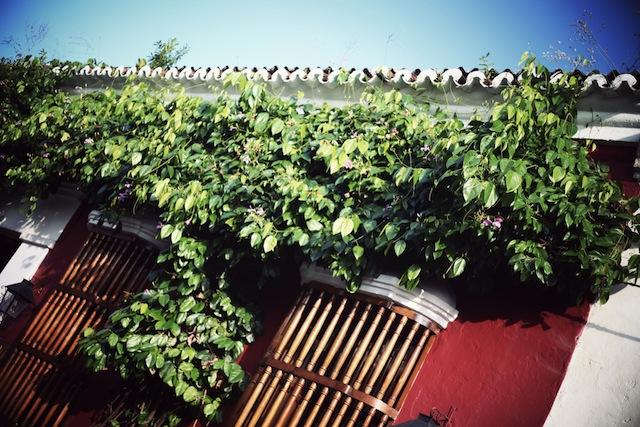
[87,210,167,250]
[300,264,458,330]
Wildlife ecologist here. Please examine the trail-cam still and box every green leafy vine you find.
[1,53,638,422]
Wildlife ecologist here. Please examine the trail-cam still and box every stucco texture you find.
[544,284,640,427]
[395,284,590,427]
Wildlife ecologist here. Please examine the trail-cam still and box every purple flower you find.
[42,152,50,158]
[117,184,133,202]
[185,218,192,226]
[344,159,354,170]
[482,216,504,230]
[248,206,265,216]
[155,222,163,230]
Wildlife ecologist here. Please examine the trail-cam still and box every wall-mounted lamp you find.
[0,279,35,320]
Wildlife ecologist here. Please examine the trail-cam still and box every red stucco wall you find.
[589,144,640,197]
[395,286,590,427]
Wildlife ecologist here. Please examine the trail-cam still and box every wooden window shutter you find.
[230,281,441,427]
[0,231,155,426]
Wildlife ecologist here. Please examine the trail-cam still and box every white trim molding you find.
[300,264,458,329]
[87,210,167,250]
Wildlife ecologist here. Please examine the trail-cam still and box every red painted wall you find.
[589,144,640,197]
[395,286,590,427]
[237,280,299,375]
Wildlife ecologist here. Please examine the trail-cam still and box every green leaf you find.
[353,245,364,260]
[155,353,165,369]
[226,363,244,383]
[332,218,344,235]
[126,335,141,351]
[357,139,369,153]
[551,166,566,183]
[340,218,354,237]
[254,112,269,133]
[463,178,483,202]
[483,182,499,208]
[131,152,142,165]
[263,235,277,253]
[271,118,285,135]
[171,228,182,244]
[179,296,196,313]
[394,240,406,256]
[250,232,262,248]
[343,139,357,154]
[298,232,309,246]
[160,224,173,239]
[107,333,118,347]
[384,224,398,240]
[184,195,195,210]
[183,386,199,403]
[204,402,219,417]
[505,171,522,193]
[306,220,323,231]
[407,264,421,281]
[169,322,181,336]
[449,257,466,278]
[363,220,377,233]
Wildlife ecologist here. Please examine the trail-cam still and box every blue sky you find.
[0,0,638,71]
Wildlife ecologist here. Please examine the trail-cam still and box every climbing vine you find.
[1,53,638,422]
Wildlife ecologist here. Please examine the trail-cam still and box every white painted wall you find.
[0,186,83,319]
[0,244,49,288]
[0,187,82,249]
[545,282,640,426]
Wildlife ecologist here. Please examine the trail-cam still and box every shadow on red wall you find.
[395,283,590,427]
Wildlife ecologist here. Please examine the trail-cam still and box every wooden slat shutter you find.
[0,231,154,427]
[230,282,438,427]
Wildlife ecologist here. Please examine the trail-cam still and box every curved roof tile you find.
[64,65,638,92]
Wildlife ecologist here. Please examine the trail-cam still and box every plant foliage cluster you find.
[1,53,638,421]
